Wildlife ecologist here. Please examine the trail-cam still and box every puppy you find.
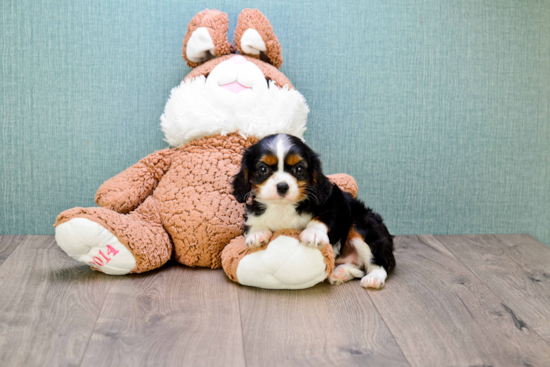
[231,133,395,289]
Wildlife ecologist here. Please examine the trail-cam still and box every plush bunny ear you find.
[182,9,234,68]
[234,9,283,69]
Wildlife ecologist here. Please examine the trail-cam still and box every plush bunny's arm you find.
[95,148,173,213]
[327,174,358,198]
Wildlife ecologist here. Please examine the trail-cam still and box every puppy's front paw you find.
[360,267,387,289]
[300,228,329,248]
[245,230,272,249]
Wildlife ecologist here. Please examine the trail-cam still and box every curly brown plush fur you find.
[54,9,358,278]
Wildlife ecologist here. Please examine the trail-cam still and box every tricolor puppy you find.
[232,133,395,289]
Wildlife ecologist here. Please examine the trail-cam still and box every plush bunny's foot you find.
[55,218,136,275]
[222,229,335,290]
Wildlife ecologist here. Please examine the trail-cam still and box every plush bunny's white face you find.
[160,57,309,148]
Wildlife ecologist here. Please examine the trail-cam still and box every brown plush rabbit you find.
[54,9,357,287]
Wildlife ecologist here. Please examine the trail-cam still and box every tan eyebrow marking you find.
[285,154,302,166]
[261,154,278,166]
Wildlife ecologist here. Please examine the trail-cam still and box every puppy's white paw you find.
[360,267,387,289]
[300,228,329,248]
[329,264,363,285]
[245,230,272,249]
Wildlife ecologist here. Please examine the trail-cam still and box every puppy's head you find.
[232,134,332,205]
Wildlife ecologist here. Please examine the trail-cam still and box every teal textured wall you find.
[1,0,549,245]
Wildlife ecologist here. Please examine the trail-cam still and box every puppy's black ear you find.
[232,150,252,203]
[310,152,332,205]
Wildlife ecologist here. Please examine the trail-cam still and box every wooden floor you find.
[0,234,549,366]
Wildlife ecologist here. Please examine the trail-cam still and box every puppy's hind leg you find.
[329,239,364,285]
[349,236,388,289]
[329,263,365,285]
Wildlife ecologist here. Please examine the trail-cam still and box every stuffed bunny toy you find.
[54,9,357,289]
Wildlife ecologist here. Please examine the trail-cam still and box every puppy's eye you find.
[293,165,305,175]
[258,164,269,175]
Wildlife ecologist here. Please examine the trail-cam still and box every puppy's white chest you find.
[246,204,312,232]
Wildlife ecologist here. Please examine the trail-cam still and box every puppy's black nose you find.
[276,182,289,195]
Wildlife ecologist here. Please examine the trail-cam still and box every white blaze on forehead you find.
[267,134,292,173]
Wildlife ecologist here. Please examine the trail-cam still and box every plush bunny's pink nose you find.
[231,55,248,65]
[220,82,250,93]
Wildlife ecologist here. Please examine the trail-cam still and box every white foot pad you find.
[360,267,387,289]
[55,218,136,275]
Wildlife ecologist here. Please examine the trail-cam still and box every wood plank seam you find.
[77,266,247,367]
[0,235,26,267]
[364,235,550,366]
[490,234,550,347]
[434,235,550,348]
[0,237,117,366]
[237,281,411,366]
[77,280,115,367]
[236,288,249,367]
[364,290,413,367]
